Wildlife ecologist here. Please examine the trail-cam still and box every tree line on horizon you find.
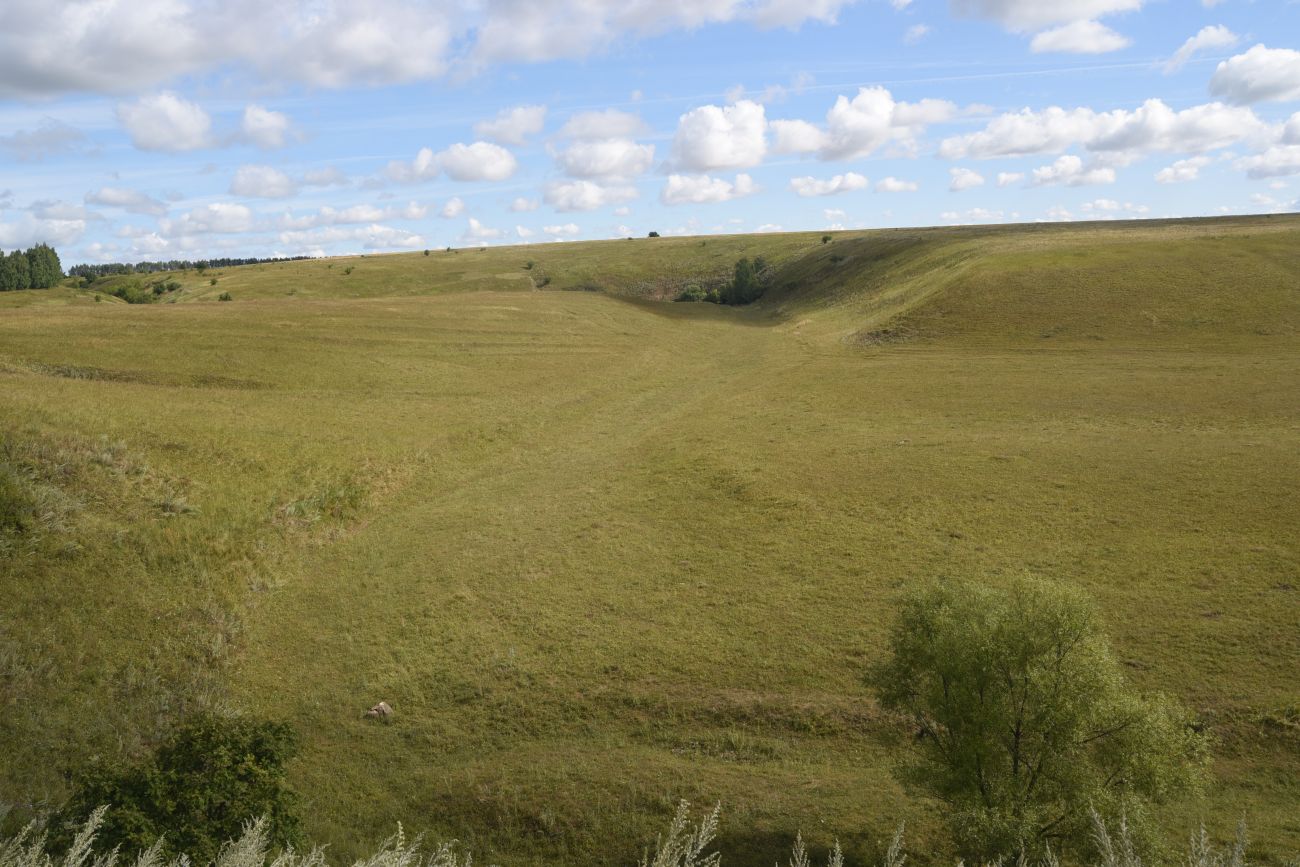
[0,244,62,291]
[69,255,313,280]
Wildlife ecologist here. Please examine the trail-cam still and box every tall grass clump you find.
[6,806,1291,867]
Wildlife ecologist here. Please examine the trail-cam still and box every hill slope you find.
[41,214,1300,346]
[1,215,1297,866]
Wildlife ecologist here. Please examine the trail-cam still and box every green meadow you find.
[2,216,1297,865]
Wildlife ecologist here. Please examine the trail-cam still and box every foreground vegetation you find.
[3,802,1289,867]
[1,215,1297,865]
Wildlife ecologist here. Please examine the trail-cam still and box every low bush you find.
[675,284,708,302]
[55,714,302,865]
[102,282,155,304]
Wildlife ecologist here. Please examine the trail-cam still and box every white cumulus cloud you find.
[230,164,297,198]
[1163,25,1239,73]
[0,120,88,161]
[875,176,919,192]
[1030,20,1129,54]
[241,104,293,148]
[1154,156,1211,183]
[1030,154,1116,186]
[462,216,503,243]
[277,224,426,254]
[85,186,168,217]
[385,147,440,183]
[672,100,768,171]
[116,91,212,152]
[1209,45,1300,104]
[560,109,649,140]
[303,166,349,186]
[544,180,638,212]
[385,141,519,183]
[772,86,958,160]
[441,196,465,218]
[949,167,986,191]
[950,0,1142,31]
[556,138,655,180]
[162,202,254,235]
[474,105,547,145]
[789,172,868,196]
[1080,199,1148,215]
[0,215,86,248]
[275,202,427,230]
[438,141,519,181]
[661,173,758,204]
[1236,146,1300,179]
[938,99,1265,160]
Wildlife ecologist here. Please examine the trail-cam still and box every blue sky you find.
[1,0,1298,264]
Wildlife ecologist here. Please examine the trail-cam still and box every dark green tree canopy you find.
[59,714,302,864]
[870,577,1207,861]
[721,256,771,305]
[0,244,61,290]
[0,250,31,290]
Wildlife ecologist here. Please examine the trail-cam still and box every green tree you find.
[2,250,32,290]
[723,257,767,305]
[25,244,62,288]
[870,577,1207,861]
[0,252,14,291]
[58,714,302,864]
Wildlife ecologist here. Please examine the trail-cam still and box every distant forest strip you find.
[69,256,315,279]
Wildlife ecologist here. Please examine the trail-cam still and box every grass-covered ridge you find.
[1,215,1297,865]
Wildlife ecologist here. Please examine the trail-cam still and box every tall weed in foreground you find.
[6,805,1291,867]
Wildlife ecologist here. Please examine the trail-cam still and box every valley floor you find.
[2,220,1298,865]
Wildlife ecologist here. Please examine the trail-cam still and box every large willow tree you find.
[871,577,1208,861]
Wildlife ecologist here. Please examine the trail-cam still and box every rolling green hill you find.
[2,215,1297,866]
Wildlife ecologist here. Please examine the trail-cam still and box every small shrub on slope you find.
[57,715,302,865]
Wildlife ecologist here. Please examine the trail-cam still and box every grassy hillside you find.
[2,215,1297,866]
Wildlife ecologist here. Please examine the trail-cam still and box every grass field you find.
[2,216,1297,866]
